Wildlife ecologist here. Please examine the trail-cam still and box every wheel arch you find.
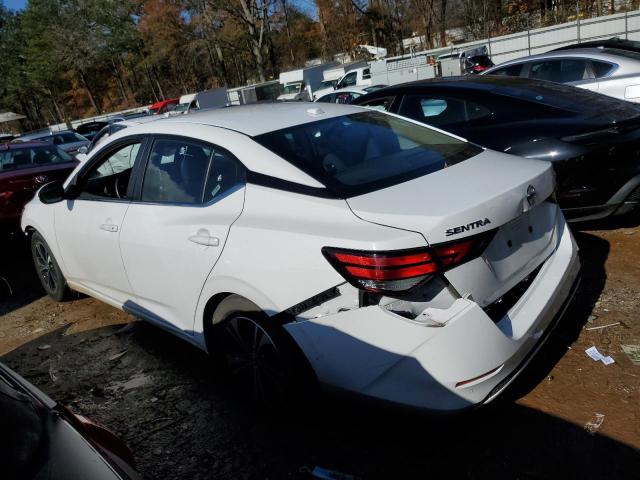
[202,292,264,354]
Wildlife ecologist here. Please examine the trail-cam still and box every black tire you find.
[210,295,299,407]
[30,231,70,302]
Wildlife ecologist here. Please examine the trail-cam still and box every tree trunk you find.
[281,0,295,64]
[238,0,267,82]
[78,69,101,115]
[439,0,447,46]
[111,58,129,104]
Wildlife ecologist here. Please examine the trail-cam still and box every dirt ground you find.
[1,221,639,480]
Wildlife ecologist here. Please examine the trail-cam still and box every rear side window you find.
[0,146,73,171]
[592,60,616,78]
[488,64,524,77]
[529,59,593,83]
[141,138,245,205]
[398,95,491,128]
[254,111,482,197]
[363,68,371,79]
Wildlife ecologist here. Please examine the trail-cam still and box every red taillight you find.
[323,235,490,296]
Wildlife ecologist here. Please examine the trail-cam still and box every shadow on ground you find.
[499,231,609,402]
[571,208,640,231]
[0,229,44,316]
[3,230,634,480]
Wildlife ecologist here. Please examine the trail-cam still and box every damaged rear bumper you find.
[284,212,580,411]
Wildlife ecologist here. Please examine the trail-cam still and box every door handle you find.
[100,224,119,233]
[189,229,219,246]
[35,175,48,184]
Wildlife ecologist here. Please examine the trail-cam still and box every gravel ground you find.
[1,222,639,479]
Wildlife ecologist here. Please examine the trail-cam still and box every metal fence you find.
[370,9,640,86]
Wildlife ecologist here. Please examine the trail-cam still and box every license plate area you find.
[484,203,556,282]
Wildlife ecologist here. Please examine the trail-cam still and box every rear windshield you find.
[487,77,640,122]
[254,111,482,197]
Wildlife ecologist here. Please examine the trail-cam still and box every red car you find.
[0,142,78,227]
[148,98,179,115]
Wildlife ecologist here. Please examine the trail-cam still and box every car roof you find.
[145,102,366,136]
[364,74,576,93]
[0,140,54,150]
[18,129,76,141]
[554,38,640,53]
[487,47,640,68]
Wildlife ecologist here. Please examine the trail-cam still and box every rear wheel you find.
[31,231,70,301]
[210,295,297,407]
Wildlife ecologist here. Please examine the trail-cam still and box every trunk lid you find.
[346,150,558,307]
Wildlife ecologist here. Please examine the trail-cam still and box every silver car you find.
[483,48,640,103]
[15,130,90,155]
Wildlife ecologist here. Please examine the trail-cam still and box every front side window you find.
[335,92,362,104]
[358,95,395,112]
[398,95,491,128]
[54,132,86,144]
[79,142,141,200]
[0,146,73,171]
[529,59,593,83]
[339,72,357,88]
[141,138,245,205]
[254,111,482,197]
[316,94,336,103]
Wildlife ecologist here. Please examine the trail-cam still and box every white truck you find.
[227,80,282,106]
[277,63,337,101]
[169,88,228,115]
[312,61,371,100]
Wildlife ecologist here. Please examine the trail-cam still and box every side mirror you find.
[77,145,88,155]
[38,181,66,204]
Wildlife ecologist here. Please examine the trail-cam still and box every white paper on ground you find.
[602,356,615,365]
[585,346,615,365]
[586,346,604,361]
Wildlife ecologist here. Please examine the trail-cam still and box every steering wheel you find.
[114,174,128,199]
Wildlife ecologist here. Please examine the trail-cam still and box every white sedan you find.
[22,103,580,411]
[483,48,640,102]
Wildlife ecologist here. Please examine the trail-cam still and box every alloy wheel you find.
[222,316,287,404]
[33,241,57,293]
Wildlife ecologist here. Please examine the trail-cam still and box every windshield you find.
[319,80,336,89]
[254,111,481,197]
[283,84,302,94]
[173,103,190,112]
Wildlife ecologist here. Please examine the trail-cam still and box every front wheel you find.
[31,231,70,301]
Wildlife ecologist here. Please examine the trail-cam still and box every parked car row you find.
[5,36,640,480]
[2,34,638,414]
